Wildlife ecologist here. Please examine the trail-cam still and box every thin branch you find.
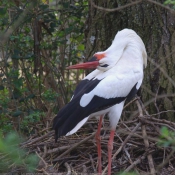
[123,150,155,173]
[57,132,96,159]
[36,151,47,167]
[156,149,175,173]
[90,0,142,12]
[146,0,175,14]
[148,56,175,87]
[144,110,175,117]
[64,162,71,175]
[0,2,34,44]
[90,0,175,15]
[136,100,156,175]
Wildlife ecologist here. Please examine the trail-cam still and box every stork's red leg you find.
[107,130,115,175]
[95,115,103,174]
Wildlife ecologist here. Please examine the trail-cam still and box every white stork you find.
[53,29,147,175]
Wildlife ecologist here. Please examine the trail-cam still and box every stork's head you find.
[67,29,147,71]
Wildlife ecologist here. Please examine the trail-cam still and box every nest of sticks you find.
[21,99,175,175]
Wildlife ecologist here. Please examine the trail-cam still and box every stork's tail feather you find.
[53,99,89,140]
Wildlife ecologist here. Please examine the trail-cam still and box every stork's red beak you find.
[67,56,99,69]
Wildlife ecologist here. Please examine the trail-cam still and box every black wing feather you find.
[53,78,138,141]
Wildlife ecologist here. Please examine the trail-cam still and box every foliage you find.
[20,111,44,134]
[0,1,88,171]
[42,89,59,101]
[164,0,175,9]
[0,0,88,136]
[158,126,175,148]
[0,132,38,172]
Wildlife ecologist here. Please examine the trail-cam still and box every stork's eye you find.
[100,64,109,68]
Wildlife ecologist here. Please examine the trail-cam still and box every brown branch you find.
[157,149,175,173]
[148,57,175,87]
[90,0,142,12]
[124,150,155,173]
[124,97,137,109]
[90,0,175,15]
[154,86,160,118]
[64,162,71,175]
[0,2,34,44]
[136,100,156,175]
[57,132,96,159]
[20,131,54,146]
[47,145,71,154]
[83,165,88,175]
[36,151,47,167]
[146,0,175,14]
[144,110,175,117]
[89,154,96,173]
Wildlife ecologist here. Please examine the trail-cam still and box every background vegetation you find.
[0,0,175,174]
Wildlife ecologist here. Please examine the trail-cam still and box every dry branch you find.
[136,100,156,175]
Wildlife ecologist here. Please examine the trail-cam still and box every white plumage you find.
[53,28,147,175]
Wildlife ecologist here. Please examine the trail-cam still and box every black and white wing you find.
[53,71,142,141]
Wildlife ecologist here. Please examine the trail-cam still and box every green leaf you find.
[25,154,39,172]
[27,94,35,99]
[12,110,23,117]
[0,8,7,16]
[0,132,38,172]
[160,126,169,138]
[39,4,49,10]
[19,97,25,103]
[62,2,69,8]
[11,49,21,60]
[24,53,33,59]
[78,44,84,51]
[12,89,22,99]
[0,85,4,90]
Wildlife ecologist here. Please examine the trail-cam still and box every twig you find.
[74,159,91,169]
[89,154,96,172]
[157,149,175,173]
[90,0,142,12]
[57,132,96,159]
[124,97,138,109]
[136,95,150,116]
[139,116,175,131]
[123,150,155,173]
[64,162,71,175]
[0,2,35,44]
[144,110,175,117]
[90,0,175,15]
[20,131,54,146]
[146,0,175,14]
[52,156,79,163]
[136,100,156,175]
[141,116,175,127]
[36,151,47,166]
[47,145,71,154]
[154,86,160,118]
[148,57,175,87]
[42,145,47,159]
[83,165,88,175]
[144,93,175,108]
